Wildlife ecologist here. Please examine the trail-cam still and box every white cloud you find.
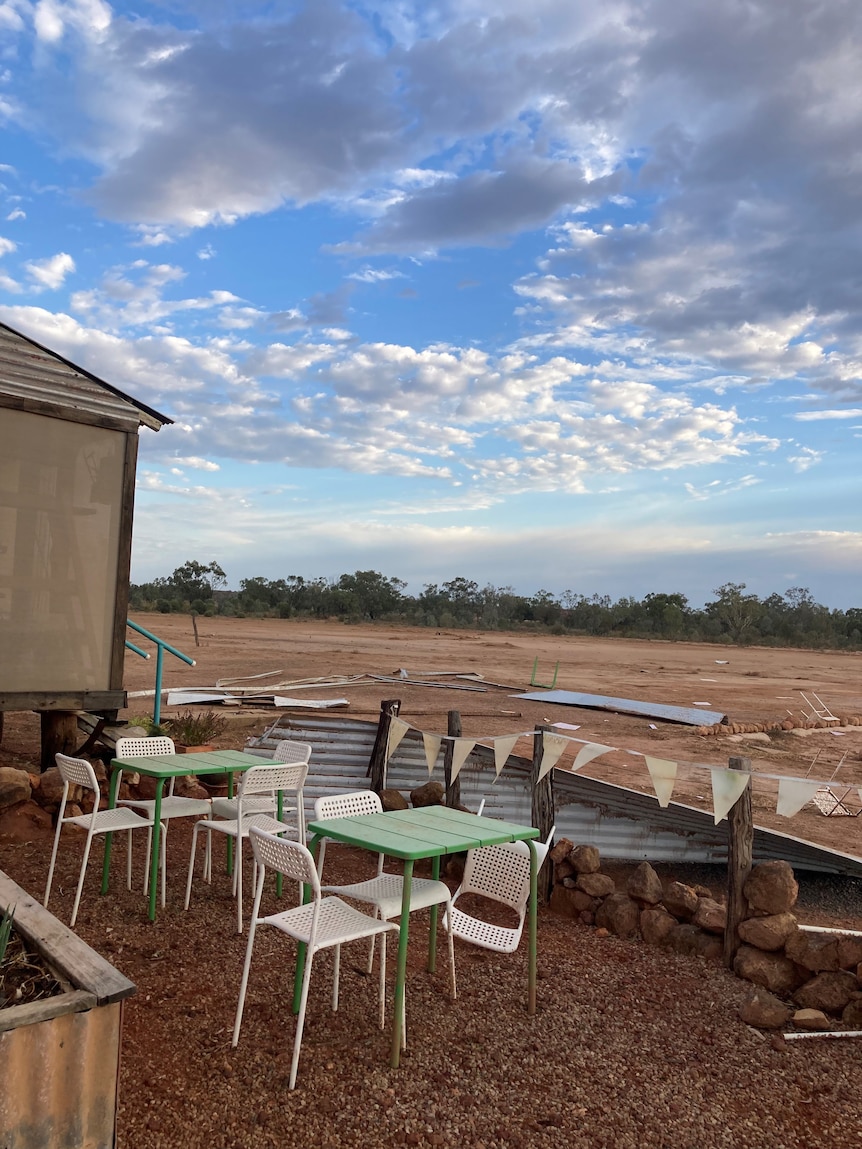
[794,408,862,421]
[0,236,16,256]
[787,447,822,473]
[25,251,75,290]
[4,209,25,222]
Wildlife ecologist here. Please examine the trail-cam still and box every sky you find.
[0,0,860,609]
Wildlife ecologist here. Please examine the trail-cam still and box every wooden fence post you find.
[723,754,753,969]
[39,711,78,771]
[443,710,462,808]
[368,699,401,794]
[530,724,555,902]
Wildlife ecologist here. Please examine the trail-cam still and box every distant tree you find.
[705,583,761,643]
[168,560,227,605]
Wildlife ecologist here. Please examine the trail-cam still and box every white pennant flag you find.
[422,732,443,776]
[776,777,822,818]
[494,733,521,776]
[644,756,678,808]
[449,738,475,783]
[710,768,751,824]
[385,716,410,763]
[572,742,613,772]
[538,732,568,782]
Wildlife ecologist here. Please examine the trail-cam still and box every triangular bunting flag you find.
[422,732,443,776]
[710,768,751,824]
[776,777,822,818]
[644,756,678,808]
[494,733,521,777]
[385,716,410,763]
[571,742,613,772]
[449,738,475,783]
[538,732,568,782]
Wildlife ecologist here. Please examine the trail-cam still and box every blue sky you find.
[1,0,860,607]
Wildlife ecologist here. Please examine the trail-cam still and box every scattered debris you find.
[799,691,840,724]
[515,690,726,727]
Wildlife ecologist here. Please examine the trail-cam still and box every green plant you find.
[0,904,15,964]
[126,714,171,737]
[166,709,228,746]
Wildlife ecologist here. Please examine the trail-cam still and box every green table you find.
[104,749,264,921]
[305,805,539,1068]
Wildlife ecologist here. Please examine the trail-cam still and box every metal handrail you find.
[126,619,196,724]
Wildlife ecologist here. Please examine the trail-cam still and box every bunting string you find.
[378,714,858,824]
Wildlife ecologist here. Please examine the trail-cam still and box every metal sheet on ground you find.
[513,689,726,726]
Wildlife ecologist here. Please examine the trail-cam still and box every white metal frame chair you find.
[314,790,457,1028]
[115,735,212,894]
[232,826,397,1090]
[44,753,166,927]
[445,825,556,954]
[210,739,312,833]
[185,760,309,933]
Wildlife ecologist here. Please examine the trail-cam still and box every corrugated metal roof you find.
[248,715,862,878]
[0,321,171,431]
[515,689,726,726]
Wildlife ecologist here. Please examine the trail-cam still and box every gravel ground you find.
[4,831,862,1149]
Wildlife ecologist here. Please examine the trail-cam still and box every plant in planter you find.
[0,872,135,1148]
[165,708,227,750]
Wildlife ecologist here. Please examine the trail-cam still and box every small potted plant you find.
[166,708,228,753]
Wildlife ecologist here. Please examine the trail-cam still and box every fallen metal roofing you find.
[514,689,726,727]
[247,715,862,878]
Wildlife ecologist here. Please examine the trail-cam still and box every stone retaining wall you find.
[549,839,862,1032]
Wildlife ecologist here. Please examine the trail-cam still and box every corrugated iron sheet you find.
[0,321,169,431]
[249,716,862,878]
[515,689,726,726]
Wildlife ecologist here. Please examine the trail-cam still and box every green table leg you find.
[390,859,413,1068]
[293,832,319,1014]
[147,781,165,921]
[528,840,537,1015]
[427,856,440,973]
[100,767,123,894]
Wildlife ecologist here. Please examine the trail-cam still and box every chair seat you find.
[321,874,451,921]
[119,796,212,818]
[261,895,399,949]
[64,806,157,834]
[210,795,285,819]
[195,812,299,839]
[447,906,521,953]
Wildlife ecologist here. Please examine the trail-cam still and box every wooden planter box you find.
[0,871,136,1149]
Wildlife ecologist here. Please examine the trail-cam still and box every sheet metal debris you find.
[514,689,726,727]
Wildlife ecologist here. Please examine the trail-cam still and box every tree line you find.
[127,561,861,650]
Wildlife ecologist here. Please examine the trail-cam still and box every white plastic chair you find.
[115,735,212,894]
[44,753,166,927]
[314,790,457,1027]
[185,759,309,933]
[210,740,312,834]
[232,826,397,1090]
[445,824,556,954]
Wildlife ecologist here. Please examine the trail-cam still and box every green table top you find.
[307,804,538,861]
[109,749,264,779]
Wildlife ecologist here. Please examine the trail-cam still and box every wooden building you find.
[0,321,170,756]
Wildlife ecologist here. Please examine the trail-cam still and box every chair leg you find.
[143,826,153,894]
[289,947,315,1090]
[184,824,202,910]
[126,829,133,891]
[378,932,386,1030]
[235,836,243,934]
[70,829,96,928]
[446,898,457,1001]
[160,825,166,909]
[44,815,64,910]
[232,912,260,1047]
[332,944,341,1011]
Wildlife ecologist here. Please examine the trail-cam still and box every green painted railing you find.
[125,620,196,725]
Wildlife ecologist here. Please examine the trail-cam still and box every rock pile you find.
[549,843,862,1033]
[696,714,862,736]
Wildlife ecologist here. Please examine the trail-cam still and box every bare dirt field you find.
[3,618,862,1148]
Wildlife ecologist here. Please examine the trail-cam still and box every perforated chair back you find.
[115,736,176,758]
[249,826,320,895]
[239,761,309,800]
[314,790,382,821]
[460,830,554,913]
[55,752,100,794]
[272,740,312,766]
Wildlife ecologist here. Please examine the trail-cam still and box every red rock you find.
[744,861,798,915]
[568,844,601,874]
[793,971,857,1013]
[733,945,806,995]
[739,987,792,1029]
[738,913,797,952]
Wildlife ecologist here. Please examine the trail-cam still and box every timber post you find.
[723,754,753,969]
[443,710,462,808]
[368,698,401,794]
[39,711,79,771]
[530,724,556,902]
